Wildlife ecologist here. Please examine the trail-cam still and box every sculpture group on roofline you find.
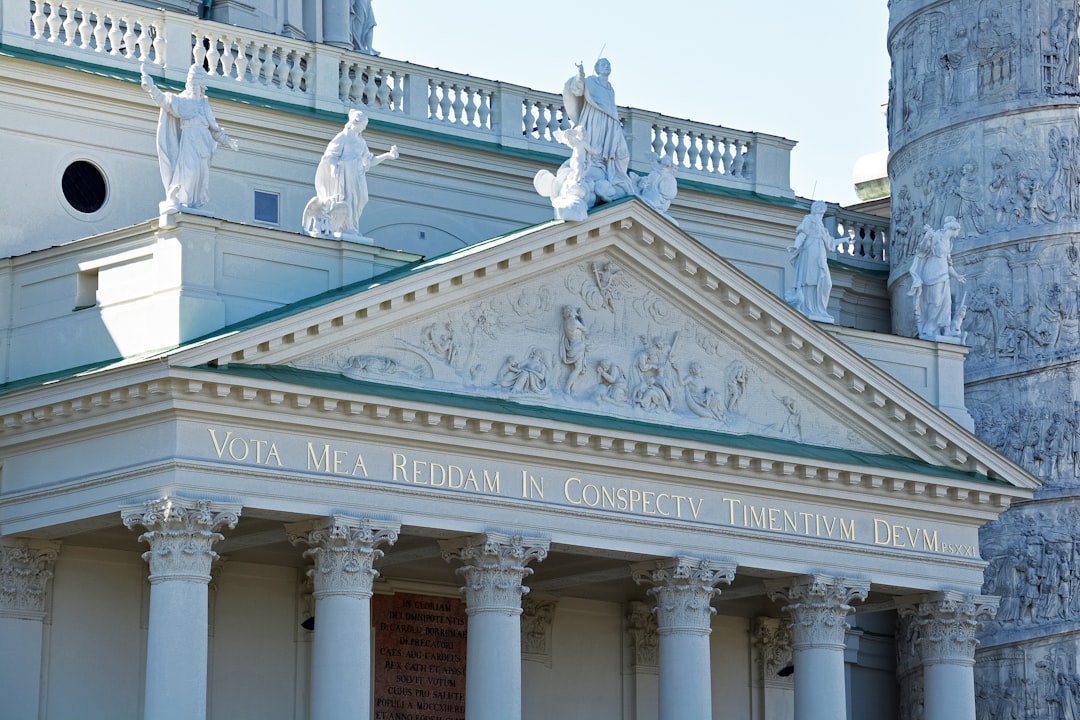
[533,59,678,223]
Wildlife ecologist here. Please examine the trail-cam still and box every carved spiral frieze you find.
[121,497,240,582]
[440,533,549,614]
[287,516,399,599]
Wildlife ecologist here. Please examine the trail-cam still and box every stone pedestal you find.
[631,556,735,720]
[121,497,241,720]
[0,538,60,720]
[440,533,549,720]
[287,516,399,720]
[766,574,869,720]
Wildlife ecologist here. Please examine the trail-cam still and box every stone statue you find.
[533,125,597,222]
[304,109,398,241]
[634,154,679,222]
[350,0,377,55]
[141,64,238,212]
[908,217,966,340]
[786,201,841,323]
[561,58,635,203]
[559,306,589,394]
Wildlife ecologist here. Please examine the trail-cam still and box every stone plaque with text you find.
[373,592,467,720]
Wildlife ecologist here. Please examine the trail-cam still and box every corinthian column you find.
[121,497,241,720]
[0,538,60,720]
[440,532,549,720]
[631,556,736,720]
[766,574,869,720]
[286,516,399,720]
[900,592,998,720]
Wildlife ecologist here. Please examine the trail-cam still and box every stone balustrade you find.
[828,206,890,266]
[3,0,797,198]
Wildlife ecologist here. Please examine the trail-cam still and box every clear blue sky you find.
[376,1,891,207]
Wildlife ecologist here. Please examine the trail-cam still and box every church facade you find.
[0,1,1042,719]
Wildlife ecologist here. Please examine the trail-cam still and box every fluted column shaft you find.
[632,556,735,720]
[0,538,60,720]
[121,497,241,720]
[287,516,399,720]
[767,574,869,720]
[902,592,998,720]
[441,533,549,720]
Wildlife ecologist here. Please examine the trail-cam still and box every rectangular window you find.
[74,269,99,310]
[254,190,280,225]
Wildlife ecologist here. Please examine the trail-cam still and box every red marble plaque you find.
[372,592,467,720]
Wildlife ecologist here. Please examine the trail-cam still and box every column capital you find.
[440,532,549,613]
[0,538,61,619]
[631,556,735,634]
[121,497,241,583]
[765,574,869,649]
[286,515,400,600]
[899,591,998,666]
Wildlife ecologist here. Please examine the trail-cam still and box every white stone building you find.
[0,1,1040,719]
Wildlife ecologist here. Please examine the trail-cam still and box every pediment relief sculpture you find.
[290,256,881,454]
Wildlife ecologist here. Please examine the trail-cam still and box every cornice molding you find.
[0,369,1027,520]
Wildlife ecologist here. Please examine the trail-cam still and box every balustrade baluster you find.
[363,68,378,106]
[438,83,452,122]
[251,44,267,85]
[722,139,735,174]
[136,20,152,59]
[105,10,122,54]
[521,100,535,138]
[236,41,253,81]
[338,61,352,101]
[45,1,61,42]
[31,1,46,39]
[92,9,107,51]
[121,16,137,58]
[205,36,221,75]
[219,35,235,77]
[349,65,364,103]
[651,125,664,156]
[731,141,746,177]
[376,72,393,109]
[706,137,720,174]
[662,127,676,164]
[677,129,691,167]
[151,23,164,63]
[286,51,303,91]
[269,47,284,87]
[739,141,752,178]
[450,84,464,124]
[686,131,704,170]
[191,33,207,68]
[61,2,76,45]
[427,81,440,120]
[542,103,556,138]
[463,87,478,126]
[75,6,91,49]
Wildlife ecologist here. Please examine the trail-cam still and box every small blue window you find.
[254,190,279,224]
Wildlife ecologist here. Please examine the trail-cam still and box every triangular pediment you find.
[172,200,1035,487]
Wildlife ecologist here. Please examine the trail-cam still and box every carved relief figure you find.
[724,361,749,414]
[595,359,628,404]
[305,109,398,239]
[676,361,725,421]
[908,218,966,339]
[786,200,840,323]
[559,306,589,394]
[141,64,239,210]
[1043,7,1078,94]
[495,347,549,395]
[634,154,679,220]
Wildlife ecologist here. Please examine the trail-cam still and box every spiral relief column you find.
[887,1,1080,717]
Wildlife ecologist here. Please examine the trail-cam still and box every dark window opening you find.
[62,161,107,214]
